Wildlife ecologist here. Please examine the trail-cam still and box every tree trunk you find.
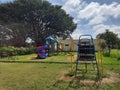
[108,45,111,57]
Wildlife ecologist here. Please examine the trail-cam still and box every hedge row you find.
[0,46,36,57]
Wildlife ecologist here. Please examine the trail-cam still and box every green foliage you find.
[97,30,118,49]
[117,57,120,61]
[97,30,119,56]
[100,40,107,50]
[0,0,77,46]
[0,46,36,57]
[103,50,110,57]
[116,38,120,49]
[110,49,120,61]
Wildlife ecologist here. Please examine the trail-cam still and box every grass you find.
[0,63,70,90]
[102,58,120,79]
[0,53,72,90]
[0,51,120,90]
[102,49,120,74]
[0,53,69,63]
[110,49,120,60]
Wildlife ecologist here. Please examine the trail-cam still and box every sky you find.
[0,0,120,39]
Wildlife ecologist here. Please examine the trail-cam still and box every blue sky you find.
[1,0,120,39]
[47,0,120,39]
[0,0,12,3]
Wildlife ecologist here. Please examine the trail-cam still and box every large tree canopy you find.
[0,0,77,46]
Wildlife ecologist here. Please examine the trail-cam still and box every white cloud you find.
[79,2,120,19]
[93,24,120,37]
[78,2,120,25]
[61,0,120,38]
[99,2,120,18]
[62,1,120,25]
[71,29,83,39]
[78,2,99,19]
[73,19,78,23]
[88,15,107,25]
[62,0,81,14]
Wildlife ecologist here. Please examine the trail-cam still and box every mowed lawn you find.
[0,62,70,90]
[0,51,120,90]
[0,54,72,90]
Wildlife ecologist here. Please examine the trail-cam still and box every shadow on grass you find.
[53,73,102,90]
[66,76,101,90]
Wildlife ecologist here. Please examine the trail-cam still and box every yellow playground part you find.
[66,35,75,70]
[96,39,103,79]
[67,52,75,70]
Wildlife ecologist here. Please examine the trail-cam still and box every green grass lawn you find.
[0,53,69,63]
[0,63,70,90]
[0,52,120,90]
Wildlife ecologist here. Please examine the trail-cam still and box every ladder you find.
[75,35,100,79]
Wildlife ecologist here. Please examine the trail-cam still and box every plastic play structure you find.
[75,35,102,80]
[45,36,55,56]
[37,45,48,59]
[37,36,60,59]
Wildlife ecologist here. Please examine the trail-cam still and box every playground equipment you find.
[37,36,60,59]
[54,38,60,51]
[45,36,60,56]
[96,38,103,79]
[58,41,64,51]
[37,45,48,59]
[75,35,100,80]
[66,35,75,70]
[45,36,55,56]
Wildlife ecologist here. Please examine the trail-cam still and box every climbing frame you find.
[75,35,100,80]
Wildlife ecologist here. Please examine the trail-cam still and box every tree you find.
[96,29,118,56]
[117,38,120,49]
[100,40,106,50]
[6,23,30,46]
[0,0,77,46]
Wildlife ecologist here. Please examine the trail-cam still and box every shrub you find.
[0,46,36,57]
[117,57,120,61]
[103,51,110,57]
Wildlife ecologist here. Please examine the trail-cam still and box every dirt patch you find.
[59,75,74,81]
[59,71,120,84]
[28,56,37,60]
[0,87,6,90]
[102,71,120,84]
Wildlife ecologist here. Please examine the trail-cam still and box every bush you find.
[103,49,120,60]
[117,57,120,61]
[110,49,120,60]
[103,52,110,57]
[0,46,36,57]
